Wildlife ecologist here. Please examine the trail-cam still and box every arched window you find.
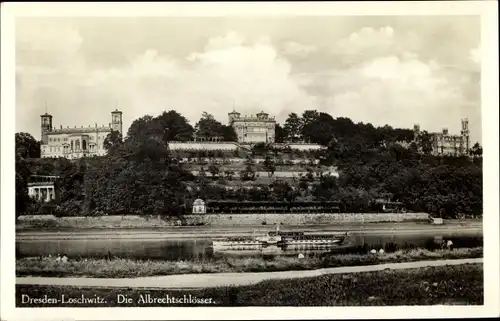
[82,140,87,150]
[75,140,80,150]
[71,141,74,150]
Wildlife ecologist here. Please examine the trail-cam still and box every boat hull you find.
[282,239,344,246]
[212,237,346,248]
[212,240,264,248]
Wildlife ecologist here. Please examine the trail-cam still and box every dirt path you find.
[16,258,482,289]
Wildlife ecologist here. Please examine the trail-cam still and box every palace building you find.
[40,109,123,159]
[413,118,470,156]
[228,110,276,143]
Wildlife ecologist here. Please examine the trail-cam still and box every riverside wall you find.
[183,213,430,226]
[16,213,431,228]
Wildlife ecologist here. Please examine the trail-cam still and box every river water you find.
[16,231,483,261]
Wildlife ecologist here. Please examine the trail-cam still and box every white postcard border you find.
[1,1,499,320]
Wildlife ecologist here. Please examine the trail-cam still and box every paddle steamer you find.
[211,224,347,249]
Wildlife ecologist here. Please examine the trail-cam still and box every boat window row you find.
[283,235,339,240]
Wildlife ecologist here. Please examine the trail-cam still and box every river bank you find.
[16,219,483,240]
[16,212,436,230]
[16,263,483,306]
[16,247,483,278]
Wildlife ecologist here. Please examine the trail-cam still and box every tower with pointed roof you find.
[40,112,53,145]
[111,109,123,135]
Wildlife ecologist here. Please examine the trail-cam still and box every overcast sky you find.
[16,16,481,143]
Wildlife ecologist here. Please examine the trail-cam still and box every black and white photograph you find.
[1,1,499,320]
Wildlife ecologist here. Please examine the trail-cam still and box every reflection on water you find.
[16,231,483,261]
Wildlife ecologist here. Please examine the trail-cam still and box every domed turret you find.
[256,111,268,120]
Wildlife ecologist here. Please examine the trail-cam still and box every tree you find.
[301,110,320,141]
[271,180,295,202]
[57,159,87,215]
[274,123,286,143]
[221,125,237,142]
[126,115,159,142]
[15,156,32,216]
[312,175,338,201]
[193,112,237,142]
[156,110,194,142]
[224,170,235,181]
[283,113,303,142]
[416,130,434,155]
[195,112,223,140]
[469,142,483,158]
[392,128,415,143]
[248,187,268,201]
[84,155,192,216]
[103,130,123,154]
[337,187,373,212]
[16,132,41,158]
[240,156,256,181]
[124,112,193,165]
[208,164,220,179]
[263,155,276,178]
[124,111,192,144]
[197,166,208,186]
[330,117,357,139]
[302,112,336,146]
[252,142,268,156]
[124,132,170,165]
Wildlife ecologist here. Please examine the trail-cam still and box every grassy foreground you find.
[17,247,482,278]
[16,263,483,306]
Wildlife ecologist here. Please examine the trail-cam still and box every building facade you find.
[27,175,59,203]
[192,198,206,214]
[228,110,276,143]
[413,118,470,156]
[40,109,123,159]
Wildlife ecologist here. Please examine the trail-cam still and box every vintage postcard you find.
[1,1,499,320]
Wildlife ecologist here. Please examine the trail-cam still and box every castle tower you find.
[111,109,123,135]
[228,109,240,124]
[40,113,53,144]
[413,124,420,141]
[461,118,470,155]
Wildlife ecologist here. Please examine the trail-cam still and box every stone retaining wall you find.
[183,213,430,226]
[17,213,431,228]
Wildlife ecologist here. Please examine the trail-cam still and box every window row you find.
[48,135,108,142]
[48,144,104,153]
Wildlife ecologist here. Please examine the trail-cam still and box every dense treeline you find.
[281,110,415,147]
[15,109,483,218]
